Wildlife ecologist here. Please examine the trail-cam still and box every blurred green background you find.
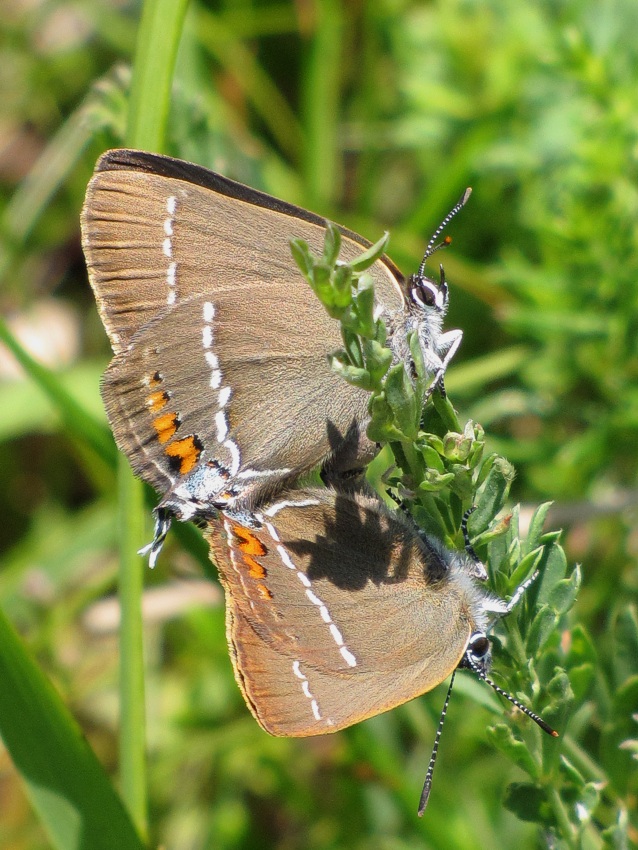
[0,0,637,848]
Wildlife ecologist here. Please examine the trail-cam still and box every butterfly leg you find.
[482,569,540,616]
[138,507,173,568]
[424,329,463,400]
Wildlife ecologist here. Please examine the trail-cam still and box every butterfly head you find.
[406,265,449,317]
[461,630,492,676]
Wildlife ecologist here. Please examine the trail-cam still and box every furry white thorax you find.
[386,298,448,374]
[420,532,491,635]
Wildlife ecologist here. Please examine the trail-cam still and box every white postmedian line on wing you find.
[164,196,178,305]
[201,301,241,477]
[257,507,359,671]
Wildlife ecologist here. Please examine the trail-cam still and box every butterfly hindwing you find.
[206,486,477,736]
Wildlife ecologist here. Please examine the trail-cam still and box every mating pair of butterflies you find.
[81,149,537,741]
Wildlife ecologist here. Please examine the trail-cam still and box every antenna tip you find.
[417,783,431,817]
[536,717,559,737]
[457,187,472,207]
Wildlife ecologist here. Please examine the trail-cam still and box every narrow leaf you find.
[322,222,341,266]
[348,231,390,272]
[0,610,144,850]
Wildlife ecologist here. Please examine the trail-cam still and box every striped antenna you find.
[461,505,480,564]
[466,655,558,738]
[418,670,456,816]
[418,188,472,277]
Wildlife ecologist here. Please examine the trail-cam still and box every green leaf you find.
[543,669,575,737]
[418,470,456,492]
[471,456,515,533]
[486,724,540,779]
[473,512,518,552]
[566,624,598,669]
[366,394,407,442]
[565,623,598,702]
[612,675,638,721]
[309,263,332,300]
[534,541,568,607]
[384,364,418,440]
[374,317,387,346]
[290,237,313,278]
[559,754,586,790]
[612,605,638,687]
[331,263,354,308]
[547,668,575,704]
[547,566,581,615]
[418,445,446,472]
[0,609,145,850]
[523,501,553,556]
[503,782,553,824]
[341,328,363,368]
[567,664,595,703]
[526,606,559,655]
[322,221,341,266]
[329,354,372,390]
[431,390,461,431]
[361,339,392,385]
[347,231,390,272]
[447,465,474,500]
[348,277,376,338]
[505,547,543,593]
[418,432,445,455]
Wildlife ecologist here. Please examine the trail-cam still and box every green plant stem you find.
[302,0,343,207]
[119,0,189,835]
[560,735,608,785]
[551,785,578,846]
[391,439,423,486]
[127,0,189,150]
[117,458,148,840]
[196,6,303,161]
[505,619,529,667]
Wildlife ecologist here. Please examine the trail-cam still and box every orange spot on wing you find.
[153,412,179,443]
[164,435,203,474]
[256,583,273,600]
[242,555,267,579]
[231,525,267,556]
[147,390,169,412]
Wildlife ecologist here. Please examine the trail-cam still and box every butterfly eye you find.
[409,274,438,308]
[468,632,490,659]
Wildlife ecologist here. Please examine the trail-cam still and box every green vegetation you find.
[0,1,636,848]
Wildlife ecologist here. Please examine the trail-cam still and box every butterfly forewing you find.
[82,149,406,506]
[101,289,377,496]
[82,149,404,352]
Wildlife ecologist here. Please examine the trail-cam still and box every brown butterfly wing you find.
[82,149,404,353]
[101,292,375,495]
[83,149,406,497]
[207,487,475,736]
